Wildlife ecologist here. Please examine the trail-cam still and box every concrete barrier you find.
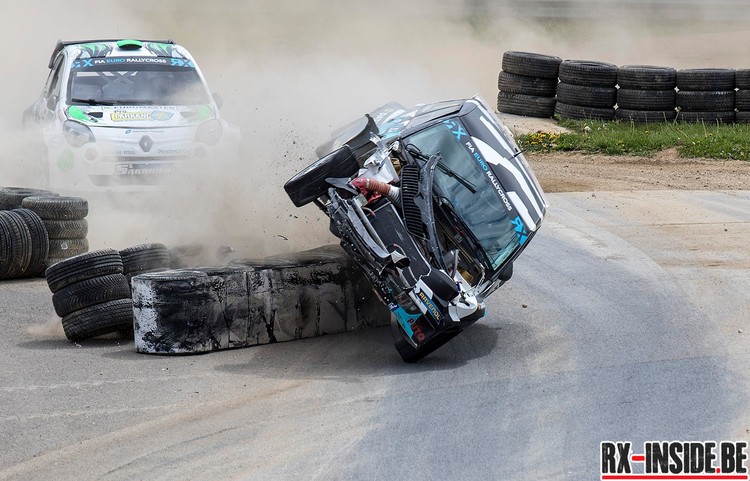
[132,245,391,354]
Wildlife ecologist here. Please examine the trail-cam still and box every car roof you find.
[49,38,178,69]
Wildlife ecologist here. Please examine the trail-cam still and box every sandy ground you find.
[496,112,750,193]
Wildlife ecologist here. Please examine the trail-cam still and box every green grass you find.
[517,119,750,161]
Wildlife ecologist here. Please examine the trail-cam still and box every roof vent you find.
[117,39,143,50]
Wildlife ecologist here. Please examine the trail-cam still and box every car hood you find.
[66,104,216,128]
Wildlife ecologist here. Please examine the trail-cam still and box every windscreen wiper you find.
[436,161,477,193]
[435,195,492,268]
[70,98,115,106]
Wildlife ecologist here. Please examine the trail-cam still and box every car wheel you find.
[284,146,359,207]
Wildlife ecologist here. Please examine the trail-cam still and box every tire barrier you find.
[734,69,750,123]
[616,65,677,122]
[676,68,736,123]
[497,51,561,118]
[119,243,171,286]
[44,249,132,341]
[22,195,89,267]
[498,51,750,123]
[132,245,392,355]
[555,60,617,120]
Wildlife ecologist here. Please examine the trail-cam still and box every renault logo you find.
[139,135,154,152]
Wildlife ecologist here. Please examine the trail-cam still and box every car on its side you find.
[284,96,548,362]
[23,38,240,190]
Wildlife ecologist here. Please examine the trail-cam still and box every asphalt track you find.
[0,190,748,480]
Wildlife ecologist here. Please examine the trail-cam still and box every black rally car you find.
[284,96,547,362]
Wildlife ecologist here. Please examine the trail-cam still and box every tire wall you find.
[132,249,391,354]
[498,51,746,123]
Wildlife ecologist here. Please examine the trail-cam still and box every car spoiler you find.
[48,39,176,69]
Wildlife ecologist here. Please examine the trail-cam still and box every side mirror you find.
[498,262,513,282]
[212,92,223,110]
[46,95,58,111]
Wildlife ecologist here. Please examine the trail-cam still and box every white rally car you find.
[23,39,240,190]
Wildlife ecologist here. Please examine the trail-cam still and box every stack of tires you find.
[0,209,49,279]
[45,249,133,342]
[676,68,736,123]
[497,51,561,118]
[555,60,618,120]
[735,69,750,123]
[0,187,58,279]
[616,65,677,122]
[21,196,89,267]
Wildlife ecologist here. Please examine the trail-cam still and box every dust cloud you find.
[2,1,749,259]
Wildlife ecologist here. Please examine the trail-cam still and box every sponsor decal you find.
[389,303,426,342]
[510,216,528,245]
[446,119,513,212]
[110,111,174,122]
[170,58,195,68]
[601,440,748,480]
[72,57,170,68]
[417,291,444,322]
[114,164,176,176]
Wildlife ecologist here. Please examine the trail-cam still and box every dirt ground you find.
[496,112,750,193]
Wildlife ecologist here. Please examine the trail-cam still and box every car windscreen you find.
[66,59,210,106]
[405,119,520,271]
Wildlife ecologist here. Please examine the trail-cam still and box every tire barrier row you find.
[497,51,750,122]
[132,245,391,355]
[23,195,90,267]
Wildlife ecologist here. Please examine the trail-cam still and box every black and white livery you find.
[284,96,547,362]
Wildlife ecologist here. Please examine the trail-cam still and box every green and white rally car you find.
[23,39,240,190]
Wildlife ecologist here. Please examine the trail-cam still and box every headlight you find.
[195,119,222,146]
[63,120,95,147]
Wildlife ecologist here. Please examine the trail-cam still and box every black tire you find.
[615,108,677,123]
[390,317,461,363]
[676,111,736,123]
[554,101,615,121]
[735,90,750,111]
[497,71,557,97]
[43,219,88,239]
[676,68,735,91]
[284,146,360,207]
[497,91,556,118]
[52,273,131,318]
[0,211,32,279]
[676,90,735,112]
[736,69,750,90]
[120,243,171,276]
[501,51,562,79]
[61,298,133,342]
[617,65,676,90]
[48,238,89,258]
[0,187,58,210]
[616,89,676,111]
[558,60,618,87]
[556,83,616,108]
[21,195,88,220]
[45,248,123,293]
[12,208,49,278]
[736,111,750,123]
